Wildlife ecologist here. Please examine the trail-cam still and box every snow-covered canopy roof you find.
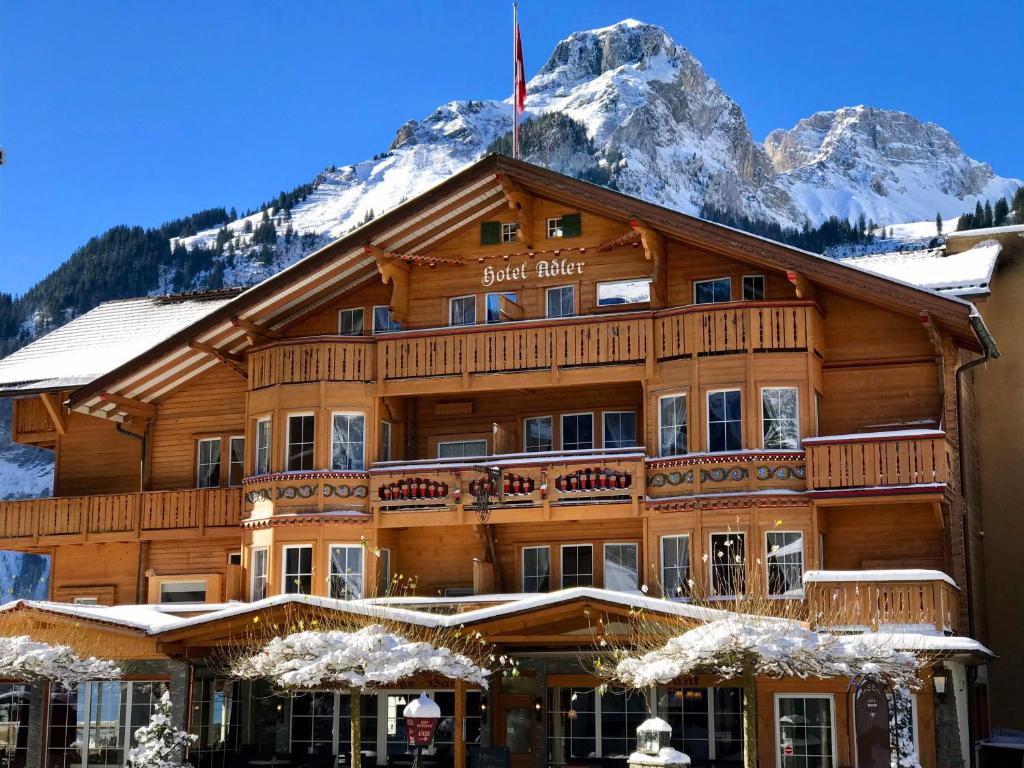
[840,240,1002,297]
[0,290,239,396]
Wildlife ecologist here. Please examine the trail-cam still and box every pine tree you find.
[984,200,993,228]
[935,212,943,235]
[126,690,196,768]
[1013,187,1024,223]
[994,198,1009,227]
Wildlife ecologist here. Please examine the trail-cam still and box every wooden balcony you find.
[804,569,961,633]
[646,451,807,499]
[804,430,952,494]
[249,337,375,390]
[242,471,371,515]
[0,488,243,546]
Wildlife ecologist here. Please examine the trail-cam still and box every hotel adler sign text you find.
[481,256,586,287]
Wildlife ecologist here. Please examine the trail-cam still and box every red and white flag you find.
[513,2,526,158]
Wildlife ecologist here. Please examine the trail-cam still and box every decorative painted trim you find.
[243,471,370,485]
[241,512,371,529]
[648,494,810,512]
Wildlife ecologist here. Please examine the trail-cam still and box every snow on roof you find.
[803,569,958,588]
[0,291,240,395]
[802,428,945,445]
[840,240,1002,297]
[946,223,1024,239]
[0,600,188,632]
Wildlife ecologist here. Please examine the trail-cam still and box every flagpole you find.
[513,0,519,159]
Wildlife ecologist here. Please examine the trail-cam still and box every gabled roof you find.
[840,240,1002,297]
[55,155,987,420]
[0,290,241,397]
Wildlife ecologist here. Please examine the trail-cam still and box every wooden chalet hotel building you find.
[0,156,995,768]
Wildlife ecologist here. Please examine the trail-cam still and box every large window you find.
[603,543,638,591]
[603,411,637,449]
[196,437,221,488]
[597,279,651,306]
[282,545,313,595]
[0,683,29,768]
[709,532,745,597]
[338,307,365,336]
[437,439,487,459]
[291,691,378,758]
[766,532,804,597]
[707,390,742,453]
[522,546,550,593]
[743,275,765,301]
[449,295,477,327]
[228,436,245,486]
[776,695,835,768]
[561,544,593,588]
[659,395,688,456]
[762,387,800,450]
[548,687,646,763]
[255,418,271,475]
[661,534,691,599]
[560,413,593,452]
[329,544,364,600]
[486,292,517,323]
[331,413,365,471]
[665,687,744,765]
[251,548,268,601]
[286,414,315,471]
[546,285,575,318]
[524,416,553,453]
[159,579,207,604]
[47,681,166,768]
[189,678,242,764]
[694,277,732,304]
[372,305,402,334]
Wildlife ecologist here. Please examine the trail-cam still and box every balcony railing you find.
[249,337,375,390]
[646,451,806,499]
[0,488,242,544]
[804,569,960,633]
[804,430,952,492]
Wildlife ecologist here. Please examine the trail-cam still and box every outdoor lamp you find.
[933,666,949,696]
[534,697,543,722]
[636,718,673,756]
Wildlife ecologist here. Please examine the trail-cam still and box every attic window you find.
[547,213,582,238]
[742,275,765,301]
[501,223,519,243]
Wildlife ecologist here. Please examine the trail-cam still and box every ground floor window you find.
[0,683,30,768]
[47,681,166,768]
[548,686,648,763]
[189,678,243,767]
[664,686,744,765]
[776,694,835,768]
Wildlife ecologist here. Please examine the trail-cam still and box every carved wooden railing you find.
[804,570,960,633]
[0,488,243,544]
[242,471,371,514]
[646,451,807,499]
[804,430,952,491]
[248,337,375,390]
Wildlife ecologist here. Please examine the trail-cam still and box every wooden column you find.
[454,678,467,768]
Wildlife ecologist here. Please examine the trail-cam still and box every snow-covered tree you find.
[126,690,196,768]
[0,635,120,689]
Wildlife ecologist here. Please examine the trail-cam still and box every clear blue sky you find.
[2,1,1021,295]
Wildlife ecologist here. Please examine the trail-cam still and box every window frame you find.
[255,417,272,476]
[330,411,366,471]
[773,693,837,768]
[337,307,365,337]
[742,274,766,301]
[596,278,652,307]
[693,277,732,305]
[706,388,743,453]
[559,543,594,589]
[281,544,314,596]
[500,222,518,243]
[523,415,554,453]
[372,305,401,334]
[157,578,209,604]
[449,294,477,327]
[285,412,316,472]
[658,393,688,457]
[379,421,393,463]
[228,435,245,486]
[328,543,365,600]
[602,542,639,592]
[602,410,638,450]
[546,216,564,238]
[521,545,551,593]
[760,386,801,451]
[765,530,805,598]
[250,547,269,601]
[485,292,518,324]
[196,437,222,489]
[660,534,691,599]
[546,284,576,319]
[709,531,746,598]
[436,438,489,459]
[560,412,595,452]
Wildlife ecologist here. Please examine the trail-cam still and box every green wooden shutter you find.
[560,212,582,238]
[480,221,501,245]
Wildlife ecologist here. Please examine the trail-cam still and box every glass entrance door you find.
[498,694,535,768]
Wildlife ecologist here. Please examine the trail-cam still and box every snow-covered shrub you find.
[126,690,196,768]
[0,635,119,688]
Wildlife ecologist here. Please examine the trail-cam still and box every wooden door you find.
[497,693,536,768]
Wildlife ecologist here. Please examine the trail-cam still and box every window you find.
[486,292,517,323]
[286,414,315,471]
[766,532,804,597]
[707,390,742,452]
[331,413,365,471]
[603,543,638,591]
[524,416,553,453]
[373,305,402,334]
[291,692,378,759]
[283,545,313,595]
[196,438,221,488]
[561,544,593,588]
[73,596,99,605]
[378,547,391,596]
[661,535,691,598]
[255,418,271,475]
[437,439,487,459]
[189,677,242,761]
[710,532,745,597]
[548,686,644,763]
[449,295,477,326]
[560,413,594,452]
[776,695,835,768]
[546,285,575,318]
[522,546,550,592]
[379,421,392,463]
[666,687,744,763]
[547,217,565,238]
[229,436,245,486]
[159,580,207,604]
[546,212,581,238]
[251,548,268,600]
[762,387,800,450]
[338,307,365,336]
[501,222,518,243]
[659,395,688,456]
[0,683,29,768]
[596,279,652,306]
[329,544,364,600]
[743,275,765,301]
[694,277,732,304]
[603,411,637,449]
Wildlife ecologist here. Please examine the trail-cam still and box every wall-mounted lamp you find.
[933,666,950,696]
[534,697,543,722]
[479,695,488,725]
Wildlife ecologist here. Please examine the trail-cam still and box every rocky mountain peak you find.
[534,19,677,85]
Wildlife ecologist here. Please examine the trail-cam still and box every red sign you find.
[783,745,794,756]
[407,717,438,747]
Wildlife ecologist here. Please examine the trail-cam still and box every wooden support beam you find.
[786,270,817,301]
[368,245,412,324]
[496,174,535,249]
[38,392,66,436]
[630,219,667,306]
[230,316,282,345]
[188,340,248,379]
[98,392,156,419]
